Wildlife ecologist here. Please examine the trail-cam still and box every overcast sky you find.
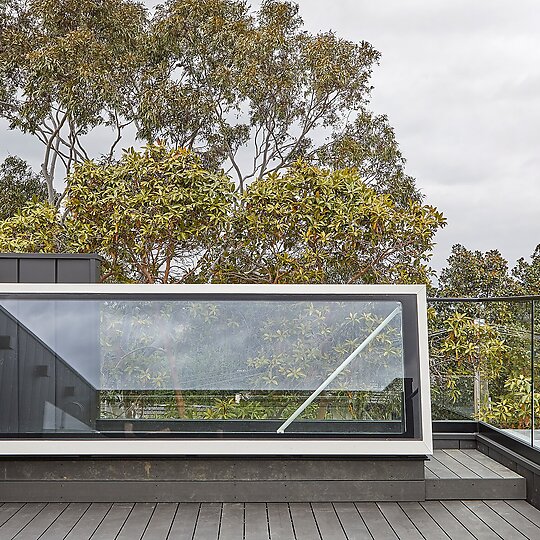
[1,0,539,274]
[292,0,540,273]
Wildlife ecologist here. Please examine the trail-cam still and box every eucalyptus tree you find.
[140,0,417,201]
[1,0,422,204]
[316,111,420,204]
[0,0,147,202]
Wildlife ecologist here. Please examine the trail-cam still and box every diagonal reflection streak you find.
[277,306,402,433]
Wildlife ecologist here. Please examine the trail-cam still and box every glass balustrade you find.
[429,296,539,448]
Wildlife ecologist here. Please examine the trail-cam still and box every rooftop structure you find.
[0,254,539,538]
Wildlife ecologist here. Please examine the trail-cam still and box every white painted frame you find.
[0,283,432,456]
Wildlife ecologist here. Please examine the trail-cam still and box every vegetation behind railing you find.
[428,297,539,440]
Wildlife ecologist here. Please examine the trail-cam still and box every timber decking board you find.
[484,500,540,539]
[440,501,504,540]
[377,502,423,540]
[425,454,458,479]
[333,502,372,540]
[266,503,295,540]
[141,504,177,540]
[38,503,90,540]
[88,503,133,540]
[442,449,501,478]
[115,503,156,540]
[244,503,269,540]
[426,449,527,500]
[63,503,111,540]
[193,503,223,540]
[311,503,346,540]
[192,503,221,540]
[398,502,450,540]
[0,500,537,539]
[429,448,523,479]
[0,503,45,539]
[0,504,24,528]
[461,500,528,540]
[287,504,320,540]
[12,503,68,540]
[430,450,481,478]
[217,503,244,540]
[507,499,540,524]
[354,502,398,539]
[166,502,199,540]
[461,449,522,478]
[419,501,476,540]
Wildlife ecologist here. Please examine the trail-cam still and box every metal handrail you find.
[428,295,540,302]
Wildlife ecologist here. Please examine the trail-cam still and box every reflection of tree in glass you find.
[99,300,404,423]
[245,302,403,420]
[101,300,193,418]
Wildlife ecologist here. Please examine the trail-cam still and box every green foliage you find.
[434,244,520,331]
[316,110,420,204]
[513,245,540,295]
[0,0,147,198]
[428,302,537,429]
[1,0,421,203]
[0,156,48,220]
[437,244,517,298]
[432,245,540,428]
[431,313,506,378]
[144,0,385,192]
[0,200,65,252]
[0,148,444,286]
[480,375,539,430]
[66,144,236,283]
[429,312,505,421]
[2,0,145,130]
[210,161,445,284]
[0,145,236,284]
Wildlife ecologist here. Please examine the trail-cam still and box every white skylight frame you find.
[0,283,432,456]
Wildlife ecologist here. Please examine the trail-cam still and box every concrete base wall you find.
[0,457,426,503]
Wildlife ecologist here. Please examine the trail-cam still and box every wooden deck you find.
[425,449,526,499]
[0,449,533,538]
[427,449,523,479]
[1,500,539,539]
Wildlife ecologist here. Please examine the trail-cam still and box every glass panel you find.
[477,300,532,445]
[429,298,534,445]
[429,300,477,421]
[533,300,540,449]
[0,297,407,436]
